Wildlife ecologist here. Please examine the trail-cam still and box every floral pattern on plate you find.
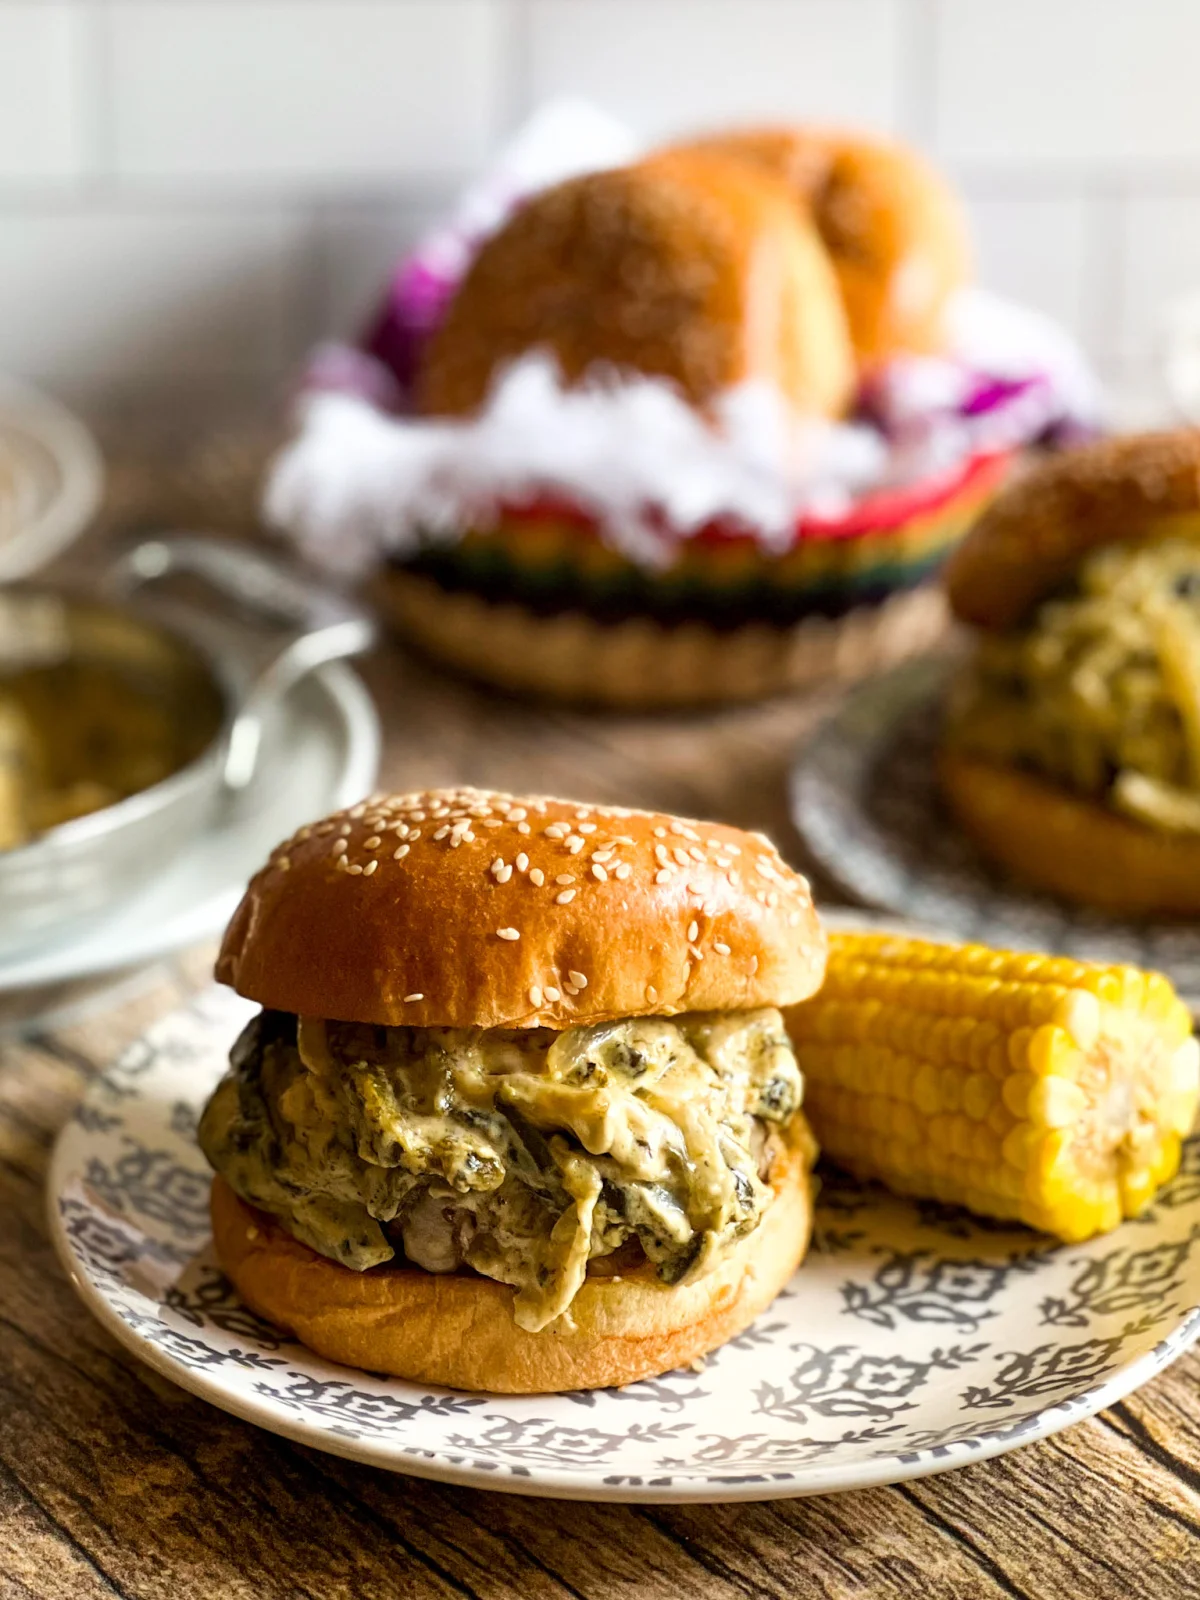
[790,658,1200,1010]
[49,985,1200,1502]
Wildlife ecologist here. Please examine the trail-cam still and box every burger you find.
[199,787,825,1392]
[940,429,1200,915]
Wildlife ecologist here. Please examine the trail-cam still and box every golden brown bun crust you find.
[678,126,971,363]
[210,1117,816,1393]
[945,429,1200,631]
[939,748,1200,916]
[418,151,855,420]
[216,787,826,1028]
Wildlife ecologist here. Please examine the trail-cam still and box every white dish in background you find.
[0,662,379,1004]
[0,378,104,580]
[49,982,1200,1503]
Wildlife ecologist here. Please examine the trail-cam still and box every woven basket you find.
[378,450,1008,709]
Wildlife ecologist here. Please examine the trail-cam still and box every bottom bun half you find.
[210,1118,817,1394]
[940,747,1200,917]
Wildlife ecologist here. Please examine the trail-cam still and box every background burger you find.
[200,786,825,1393]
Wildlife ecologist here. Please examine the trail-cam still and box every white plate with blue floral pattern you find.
[49,984,1200,1503]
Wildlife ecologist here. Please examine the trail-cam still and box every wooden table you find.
[5,460,1200,1597]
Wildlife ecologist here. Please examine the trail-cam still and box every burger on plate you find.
[200,787,825,1392]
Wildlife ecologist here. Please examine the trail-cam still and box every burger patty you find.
[198,1007,805,1331]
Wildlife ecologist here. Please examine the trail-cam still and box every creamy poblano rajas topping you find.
[199,1008,804,1332]
[947,540,1200,833]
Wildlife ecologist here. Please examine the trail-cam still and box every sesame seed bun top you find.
[945,428,1200,631]
[216,788,827,1029]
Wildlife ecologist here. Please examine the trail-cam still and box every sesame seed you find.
[410,812,426,822]
[592,864,608,882]
[767,892,779,907]
[574,809,590,820]
[339,824,353,837]
[496,864,513,883]
[615,862,631,880]
[756,890,768,904]
[545,824,568,840]
[403,992,424,1003]
[688,846,705,863]
[655,844,670,865]
[654,827,667,838]
[347,863,364,875]
[393,844,410,859]
[331,840,348,856]
[529,984,543,1007]
[544,985,561,1003]
[577,822,597,834]
[483,819,503,829]
[516,852,529,872]
[706,839,722,849]
[749,955,759,974]
[687,920,699,942]
[491,857,505,875]
[566,835,585,854]
[592,848,614,863]
[507,807,527,821]
[275,855,290,871]
[363,837,382,851]
[517,822,530,835]
[530,868,545,886]
[715,942,731,955]
[687,882,706,896]
[556,874,575,885]
[363,860,378,877]
[716,856,733,869]
[564,983,579,997]
[646,985,658,1003]
[789,910,802,926]
[433,825,450,841]
[569,970,588,988]
[556,889,576,905]
[672,847,691,867]
[497,927,521,941]
[655,869,671,885]
[408,829,421,841]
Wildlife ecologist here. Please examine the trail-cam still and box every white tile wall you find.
[525,0,904,141]
[933,0,1200,170]
[1,0,1199,421]
[1119,194,1200,364]
[0,208,310,397]
[963,191,1093,344]
[0,4,91,184]
[108,1,507,183]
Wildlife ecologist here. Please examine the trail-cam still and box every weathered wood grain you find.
[4,453,1200,1597]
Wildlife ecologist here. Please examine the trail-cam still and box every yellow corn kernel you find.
[962,1072,997,1121]
[1028,1075,1089,1128]
[786,931,1199,1244]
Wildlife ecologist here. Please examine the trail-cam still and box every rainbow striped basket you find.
[379,449,1010,708]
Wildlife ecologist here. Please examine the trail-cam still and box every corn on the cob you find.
[786,932,1200,1241]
